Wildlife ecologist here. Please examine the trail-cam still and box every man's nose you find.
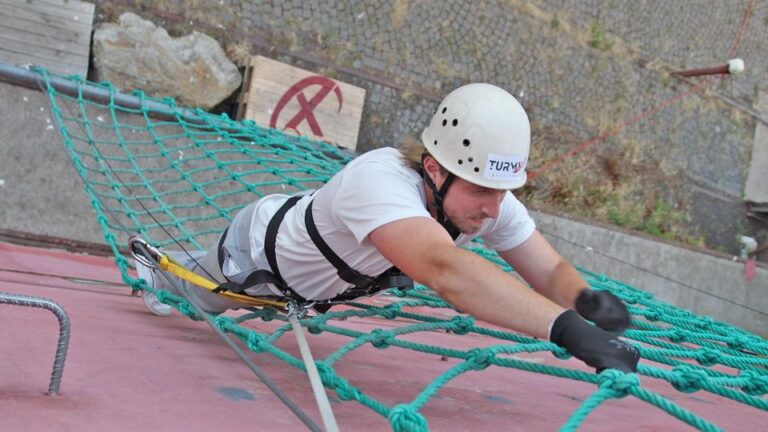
[481,191,504,218]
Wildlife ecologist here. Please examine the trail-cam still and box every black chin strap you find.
[421,160,461,240]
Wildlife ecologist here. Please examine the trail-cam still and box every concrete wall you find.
[1,79,765,337]
[533,210,768,337]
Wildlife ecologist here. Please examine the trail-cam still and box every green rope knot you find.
[695,316,714,330]
[315,363,335,386]
[670,365,708,393]
[245,332,267,353]
[212,315,230,332]
[379,305,402,320]
[369,329,395,349]
[389,404,428,432]
[740,370,768,395]
[328,372,363,402]
[304,320,323,335]
[727,335,751,350]
[129,278,145,290]
[154,289,170,302]
[391,288,407,297]
[668,328,687,343]
[176,301,200,320]
[263,309,279,322]
[644,309,662,321]
[695,348,721,366]
[597,369,639,398]
[466,348,495,370]
[623,293,639,304]
[449,316,475,335]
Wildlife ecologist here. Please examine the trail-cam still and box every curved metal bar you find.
[0,291,71,396]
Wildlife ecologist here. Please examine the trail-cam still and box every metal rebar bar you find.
[0,291,71,396]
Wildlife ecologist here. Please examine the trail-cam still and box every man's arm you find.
[369,217,639,372]
[369,217,563,339]
[498,230,586,309]
[500,230,631,332]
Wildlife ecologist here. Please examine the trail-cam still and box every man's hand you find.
[575,288,631,332]
[549,310,639,373]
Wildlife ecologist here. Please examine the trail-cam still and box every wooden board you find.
[238,55,366,151]
[0,0,94,77]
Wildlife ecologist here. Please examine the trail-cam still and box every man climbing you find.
[137,83,639,373]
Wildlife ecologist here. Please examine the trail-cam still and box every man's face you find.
[441,177,506,235]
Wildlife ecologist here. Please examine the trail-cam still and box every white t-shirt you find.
[246,147,536,300]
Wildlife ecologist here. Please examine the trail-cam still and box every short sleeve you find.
[332,157,431,244]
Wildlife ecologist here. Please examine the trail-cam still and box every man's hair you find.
[399,135,427,171]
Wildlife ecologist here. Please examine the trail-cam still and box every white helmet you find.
[421,83,531,190]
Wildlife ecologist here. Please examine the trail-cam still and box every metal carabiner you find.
[128,235,163,269]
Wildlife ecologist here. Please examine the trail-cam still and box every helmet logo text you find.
[483,153,527,181]
[488,159,526,173]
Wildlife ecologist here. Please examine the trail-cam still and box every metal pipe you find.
[671,58,745,77]
[0,61,356,159]
[0,61,207,125]
[0,291,71,396]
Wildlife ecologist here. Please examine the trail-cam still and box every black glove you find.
[575,288,631,332]
[550,310,639,373]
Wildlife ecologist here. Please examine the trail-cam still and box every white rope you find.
[289,309,340,432]
[136,243,322,431]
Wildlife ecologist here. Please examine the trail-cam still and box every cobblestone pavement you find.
[93,0,768,256]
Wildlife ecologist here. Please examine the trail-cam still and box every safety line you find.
[138,243,323,432]
[289,311,340,432]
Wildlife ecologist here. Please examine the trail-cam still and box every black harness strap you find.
[420,156,460,240]
[264,196,303,288]
[214,196,306,300]
[215,195,413,304]
[304,199,377,288]
[214,227,286,295]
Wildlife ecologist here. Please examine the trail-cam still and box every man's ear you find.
[422,156,444,184]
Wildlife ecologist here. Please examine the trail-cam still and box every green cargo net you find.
[38,68,767,431]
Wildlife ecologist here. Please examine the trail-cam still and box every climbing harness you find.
[211,195,414,309]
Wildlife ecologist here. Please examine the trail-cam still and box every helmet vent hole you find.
[433,140,438,145]
[441,106,447,114]
[458,159,463,165]
[474,167,480,173]
[468,157,473,162]
[452,119,458,126]
[463,139,470,147]
[442,119,447,127]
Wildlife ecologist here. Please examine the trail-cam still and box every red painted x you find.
[270,76,343,138]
